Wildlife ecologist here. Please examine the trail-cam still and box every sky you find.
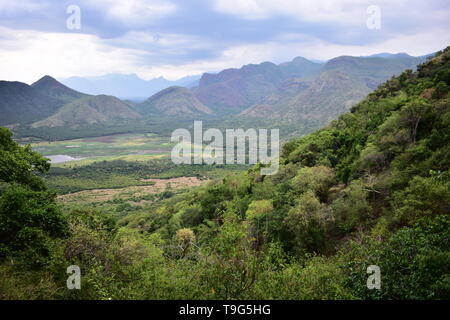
[0,0,449,83]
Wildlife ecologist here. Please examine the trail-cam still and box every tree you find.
[400,100,430,143]
[283,191,331,255]
[175,228,196,257]
[0,127,50,191]
[0,185,67,267]
[0,127,67,267]
[291,166,335,201]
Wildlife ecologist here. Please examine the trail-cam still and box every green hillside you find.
[119,47,446,299]
[32,95,141,128]
[323,54,426,89]
[31,75,87,102]
[137,86,213,116]
[242,55,428,126]
[0,76,88,126]
[0,81,63,126]
[242,69,371,124]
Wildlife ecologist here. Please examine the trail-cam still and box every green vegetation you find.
[45,159,246,194]
[137,86,213,116]
[32,94,141,128]
[0,127,67,270]
[242,55,427,124]
[30,133,172,159]
[0,48,448,300]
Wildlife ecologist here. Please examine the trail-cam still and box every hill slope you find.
[137,86,213,116]
[241,54,428,125]
[31,75,87,102]
[323,54,426,89]
[0,76,87,126]
[114,47,449,299]
[32,95,141,128]
[0,80,65,126]
[193,58,322,113]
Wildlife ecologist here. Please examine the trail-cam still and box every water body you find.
[46,155,86,164]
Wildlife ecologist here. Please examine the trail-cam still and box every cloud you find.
[138,27,450,80]
[0,0,49,12]
[83,0,177,27]
[212,0,380,23]
[0,27,149,83]
[0,0,449,83]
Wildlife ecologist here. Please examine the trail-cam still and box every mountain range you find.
[241,53,428,125]
[60,74,201,101]
[0,76,140,128]
[0,52,432,130]
[193,57,323,113]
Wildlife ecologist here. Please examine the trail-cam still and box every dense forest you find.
[0,47,449,300]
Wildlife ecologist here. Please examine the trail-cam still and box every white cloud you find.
[83,0,176,26]
[0,13,448,84]
[212,0,384,23]
[136,42,276,80]
[0,27,149,83]
[136,28,450,80]
[0,0,49,12]
[290,28,450,60]
[110,30,208,51]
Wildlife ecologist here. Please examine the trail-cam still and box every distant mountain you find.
[278,56,324,78]
[193,58,322,113]
[0,76,85,126]
[365,52,413,59]
[0,52,434,131]
[0,75,144,128]
[60,74,201,100]
[241,54,428,125]
[323,55,427,89]
[32,95,141,128]
[242,69,370,123]
[137,86,212,116]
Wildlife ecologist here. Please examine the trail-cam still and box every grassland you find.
[28,132,248,217]
[57,176,211,219]
[31,132,173,166]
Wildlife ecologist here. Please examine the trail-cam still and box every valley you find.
[31,132,173,166]
[0,46,448,301]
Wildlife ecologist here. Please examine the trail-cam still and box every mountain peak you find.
[32,75,86,101]
[33,75,59,85]
[291,56,312,64]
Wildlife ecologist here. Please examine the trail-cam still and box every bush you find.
[343,215,450,299]
[0,185,68,268]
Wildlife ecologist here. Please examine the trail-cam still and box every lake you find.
[46,155,86,164]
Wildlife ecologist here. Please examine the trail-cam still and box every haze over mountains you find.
[60,74,201,101]
[0,52,431,130]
